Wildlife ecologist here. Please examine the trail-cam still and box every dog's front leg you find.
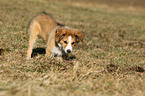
[46,38,55,57]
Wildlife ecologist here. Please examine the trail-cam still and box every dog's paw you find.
[57,57,63,62]
[26,57,31,60]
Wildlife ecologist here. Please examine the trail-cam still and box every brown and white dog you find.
[26,12,84,60]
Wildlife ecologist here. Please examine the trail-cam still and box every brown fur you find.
[26,13,84,59]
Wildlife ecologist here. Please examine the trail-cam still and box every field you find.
[0,0,145,96]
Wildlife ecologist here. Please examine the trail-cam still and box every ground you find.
[0,0,145,96]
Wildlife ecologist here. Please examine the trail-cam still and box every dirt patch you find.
[106,64,145,73]
[106,63,118,72]
[130,66,145,73]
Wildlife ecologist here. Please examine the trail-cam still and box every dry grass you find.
[0,0,145,96]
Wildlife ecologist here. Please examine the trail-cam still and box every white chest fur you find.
[51,46,62,57]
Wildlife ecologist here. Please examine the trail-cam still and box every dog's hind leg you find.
[26,22,40,59]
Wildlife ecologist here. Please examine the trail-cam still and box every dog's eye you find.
[62,34,65,36]
[72,42,75,45]
[64,41,67,44]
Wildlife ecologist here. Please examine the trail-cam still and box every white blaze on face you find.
[65,36,72,53]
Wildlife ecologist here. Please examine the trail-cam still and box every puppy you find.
[26,12,84,60]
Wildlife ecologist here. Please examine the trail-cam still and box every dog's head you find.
[56,27,84,54]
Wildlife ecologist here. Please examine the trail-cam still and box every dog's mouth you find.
[57,42,72,54]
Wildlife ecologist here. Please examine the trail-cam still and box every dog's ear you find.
[56,28,66,42]
[74,30,84,43]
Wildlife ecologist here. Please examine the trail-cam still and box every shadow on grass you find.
[63,55,76,61]
[0,48,4,55]
[31,47,46,58]
[31,47,76,60]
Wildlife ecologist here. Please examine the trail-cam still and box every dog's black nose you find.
[67,49,71,53]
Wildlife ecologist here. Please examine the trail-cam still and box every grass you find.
[0,0,145,96]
